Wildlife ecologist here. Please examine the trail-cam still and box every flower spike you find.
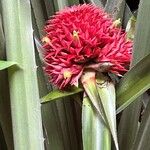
[42,4,132,89]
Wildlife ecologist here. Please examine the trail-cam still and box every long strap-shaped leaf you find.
[85,0,106,8]
[1,0,44,149]
[118,0,150,149]
[41,86,83,103]
[0,60,17,70]
[0,13,14,149]
[105,0,125,19]
[96,74,118,150]
[131,99,150,150]
[82,96,111,150]
[53,0,68,11]
[116,53,150,113]
[81,70,119,150]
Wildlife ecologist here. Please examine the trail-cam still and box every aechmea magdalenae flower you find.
[42,4,132,89]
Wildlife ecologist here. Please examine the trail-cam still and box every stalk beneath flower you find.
[96,74,119,150]
[81,69,106,124]
[81,70,119,150]
[82,95,111,150]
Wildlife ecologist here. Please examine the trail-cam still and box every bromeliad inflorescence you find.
[42,4,132,89]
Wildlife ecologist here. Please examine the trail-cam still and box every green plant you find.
[0,0,150,150]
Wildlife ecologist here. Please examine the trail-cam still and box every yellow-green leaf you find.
[82,96,111,150]
[116,54,150,113]
[41,87,83,103]
[0,60,17,70]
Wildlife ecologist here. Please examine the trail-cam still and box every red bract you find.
[42,4,132,89]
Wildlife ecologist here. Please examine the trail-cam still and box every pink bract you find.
[42,4,132,89]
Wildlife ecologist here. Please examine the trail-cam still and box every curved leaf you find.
[96,75,118,150]
[81,70,119,150]
[116,53,150,113]
[41,87,83,103]
[118,0,150,149]
[0,60,17,70]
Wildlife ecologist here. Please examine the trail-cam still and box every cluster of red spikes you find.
[42,4,132,89]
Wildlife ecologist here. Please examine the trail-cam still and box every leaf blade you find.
[1,0,44,149]
[116,54,150,113]
[85,0,106,8]
[118,1,150,149]
[96,75,118,150]
[41,87,83,103]
[0,60,17,70]
[132,99,150,150]
[82,96,111,150]
[81,70,106,123]
[81,70,118,150]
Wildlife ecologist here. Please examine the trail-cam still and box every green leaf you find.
[118,98,142,150]
[131,1,150,65]
[96,74,119,150]
[53,0,68,11]
[81,70,119,150]
[1,0,44,149]
[126,16,136,40]
[132,99,150,150]
[0,60,17,70]
[81,70,106,123]
[85,0,106,8]
[41,87,83,103]
[118,0,150,150]
[42,0,55,17]
[82,96,111,150]
[116,53,150,114]
[118,1,150,150]
[30,0,45,37]
[0,13,14,150]
[122,3,132,28]
[105,0,125,19]
[0,14,5,58]
[68,0,79,5]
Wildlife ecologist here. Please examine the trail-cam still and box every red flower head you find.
[42,4,132,89]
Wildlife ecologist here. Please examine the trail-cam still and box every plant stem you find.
[82,96,111,150]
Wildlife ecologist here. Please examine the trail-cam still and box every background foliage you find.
[0,0,150,150]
